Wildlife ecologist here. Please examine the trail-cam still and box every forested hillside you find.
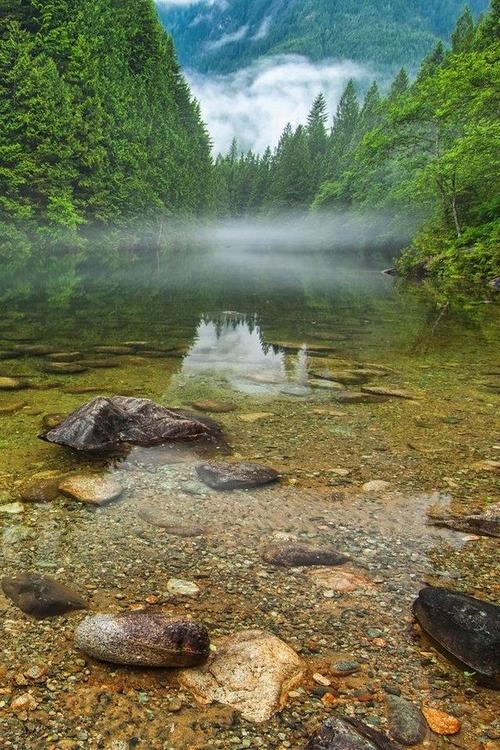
[214,6,500,291]
[0,0,213,286]
[159,0,489,73]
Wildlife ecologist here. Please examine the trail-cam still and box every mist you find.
[187,55,372,153]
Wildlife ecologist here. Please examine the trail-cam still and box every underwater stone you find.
[387,696,427,745]
[39,396,223,452]
[412,586,500,680]
[2,573,87,619]
[262,543,349,568]
[305,716,402,749]
[196,461,280,490]
[0,377,29,391]
[59,475,123,506]
[75,612,210,667]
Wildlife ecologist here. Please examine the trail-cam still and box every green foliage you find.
[0,0,214,290]
[159,0,490,73]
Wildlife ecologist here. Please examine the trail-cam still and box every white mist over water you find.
[187,55,371,153]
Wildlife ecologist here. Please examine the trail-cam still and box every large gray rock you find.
[39,396,223,452]
[2,573,87,619]
[412,587,500,680]
[305,716,401,749]
[179,629,304,722]
[75,612,210,667]
[196,461,280,490]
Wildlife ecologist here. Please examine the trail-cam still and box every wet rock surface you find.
[179,629,304,722]
[305,716,401,749]
[429,502,500,538]
[386,695,426,745]
[75,612,210,667]
[262,542,349,567]
[1,573,87,618]
[412,586,500,679]
[196,461,280,490]
[40,395,223,452]
[59,474,124,506]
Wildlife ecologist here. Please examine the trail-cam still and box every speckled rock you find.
[75,612,210,667]
[412,586,500,680]
[40,396,223,452]
[179,629,304,722]
[59,475,123,506]
[387,696,427,745]
[261,542,348,568]
[2,573,87,619]
[196,462,280,490]
[422,707,461,735]
[305,716,401,749]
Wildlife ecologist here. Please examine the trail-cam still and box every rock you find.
[42,363,88,375]
[429,502,500,538]
[179,629,304,723]
[472,459,500,473]
[166,579,200,597]
[307,568,373,593]
[305,716,401,749]
[1,573,87,618]
[75,612,210,667]
[92,346,135,355]
[196,462,280,491]
[40,396,223,452]
[412,586,500,680]
[313,370,374,385]
[335,391,387,404]
[422,707,461,735]
[11,693,38,713]
[41,413,64,430]
[190,400,236,414]
[387,696,427,745]
[13,344,54,355]
[138,506,205,536]
[308,379,344,390]
[46,352,82,362]
[0,350,23,360]
[361,386,418,400]
[0,502,24,514]
[312,408,346,417]
[78,359,120,369]
[362,480,391,493]
[0,377,29,391]
[331,660,361,676]
[0,400,26,415]
[239,412,275,422]
[279,384,310,397]
[262,542,348,568]
[59,475,123,506]
[313,672,331,686]
[19,477,61,503]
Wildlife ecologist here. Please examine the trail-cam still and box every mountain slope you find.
[158,0,489,72]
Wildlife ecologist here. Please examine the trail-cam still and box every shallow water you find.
[0,254,499,749]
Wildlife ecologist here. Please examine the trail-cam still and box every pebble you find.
[362,480,391,493]
[166,578,200,597]
[0,501,24,514]
[422,706,462,735]
[387,695,427,745]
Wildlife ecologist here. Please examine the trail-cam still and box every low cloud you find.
[187,55,371,154]
[206,24,249,52]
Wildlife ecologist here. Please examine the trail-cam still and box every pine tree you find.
[327,80,359,180]
[388,68,409,100]
[451,7,476,52]
[307,93,329,189]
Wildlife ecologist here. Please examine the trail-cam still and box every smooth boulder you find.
[305,717,401,749]
[262,542,348,568]
[196,461,280,490]
[39,396,222,452]
[412,586,500,680]
[2,574,87,619]
[75,612,210,667]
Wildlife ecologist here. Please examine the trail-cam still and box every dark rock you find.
[387,696,426,745]
[383,268,399,277]
[92,346,135,355]
[1,574,87,619]
[335,391,387,404]
[0,350,23,360]
[42,363,88,375]
[412,586,500,680]
[429,503,500,538]
[75,612,210,667]
[78,359,120,369]
[39,396,223,453]
[305,716,401,749]
[262,542,348,568]
[196,461,280,490]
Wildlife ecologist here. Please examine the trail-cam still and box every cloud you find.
[187,55,371,154]
[251,16,272,41]
[205,24,249,52]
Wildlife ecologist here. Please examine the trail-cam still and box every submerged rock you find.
[335,391,387,404]
[196,461,280,490]
[313,370,374,385]
[428,502,500,538]
[46,352,82,362]
[40,396,223,453]
[42,363,87,375]
[179,629,304,723]
[262,542,348,568]
[138,506,205,536]
[19,476,62,503]
[305,716,401,749]
[75,612,210,667]
[0,400,26,415]
[0,377,29,391]
[59,475,123,506]
[412,586,500,680]
[361,386,418,400]
[421,707,461,736]
[2,573,87,619]
[190,400,236,414]
[387,696,426,745]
